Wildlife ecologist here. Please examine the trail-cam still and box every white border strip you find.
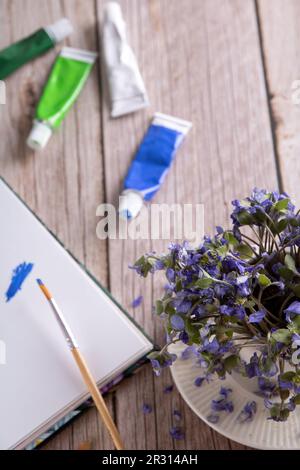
[60,47,98,64]
[153,112,192,135]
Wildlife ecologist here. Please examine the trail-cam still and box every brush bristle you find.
[36,278,52,300]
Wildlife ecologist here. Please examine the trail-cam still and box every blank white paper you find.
[0,179,152,449]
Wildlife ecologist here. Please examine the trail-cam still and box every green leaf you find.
[271,328,292,344]
[194,278,213,289]
[270,406,280,419]
[285,254,297,273]
[243,299,256,309]
[155,300,164,315]
[258,273,271,287]
[216,245,228,257]
[165,303,176,316]
[185,319,199,338]
[276,218,288,233]
[280,408,290,421]
[223,231,238,247]
[236,210,254,226]
[262,356,276,374]
[225,329,234,339]
[290,217,299,227]
[291,316,300,329]
[133,255,156,277]
[175,279,183,292]
[236,243,254,259]
[224,354,240,372]
[147,351,160,361]
[294,373,300,385]
[274,198,290,212]
[281,371,296,381]
[206,303,218,314]
[278,266,295,281]
[291,284,300,298]
[293,394,300,405]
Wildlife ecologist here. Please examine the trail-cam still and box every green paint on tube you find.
[0,19,73,80]
[27,47,97,150]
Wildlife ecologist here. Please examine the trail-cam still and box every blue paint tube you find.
[119,113,192,219]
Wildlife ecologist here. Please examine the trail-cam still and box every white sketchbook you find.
[0,179,152,450]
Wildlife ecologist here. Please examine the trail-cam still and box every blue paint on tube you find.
[119,113,192,219]
[5,262,34,302]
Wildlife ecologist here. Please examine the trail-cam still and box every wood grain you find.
[0,0,112,450]
[97,0,278,450]
[0,0,282,450]
[258,0,300,204]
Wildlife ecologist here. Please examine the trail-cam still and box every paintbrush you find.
[36,278,124,450]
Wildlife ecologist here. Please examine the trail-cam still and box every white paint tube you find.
[101,2,149,118]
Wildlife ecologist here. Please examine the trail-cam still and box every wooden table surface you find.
[1,0,300,450]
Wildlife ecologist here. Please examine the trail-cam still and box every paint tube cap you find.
[45,18,73,44]
[27,122,53,150]
[119,190,144,220]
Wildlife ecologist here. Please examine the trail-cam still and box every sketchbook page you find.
[0,180,152,450]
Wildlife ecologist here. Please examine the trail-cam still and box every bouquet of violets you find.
[132,189,300,422]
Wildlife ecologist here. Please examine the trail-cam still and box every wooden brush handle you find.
[71,348,124,450]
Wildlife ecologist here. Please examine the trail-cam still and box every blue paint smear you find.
[5,262,34,302]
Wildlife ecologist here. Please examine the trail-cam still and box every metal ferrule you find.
[49,298,78,349]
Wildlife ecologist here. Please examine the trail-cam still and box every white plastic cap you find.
[119,190,144,220]
[45,18,73,44]
[104,2,123,22]
[27,121,53,150]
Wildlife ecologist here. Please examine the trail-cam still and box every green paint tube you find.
[0,18,73,80]
[27,47,97,150]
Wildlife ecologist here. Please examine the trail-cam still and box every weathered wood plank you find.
[0,0,112,450]
[258,0,300,204]
[0,0,280,450]
[97,0,278,450]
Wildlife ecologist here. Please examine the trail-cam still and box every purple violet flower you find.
[170,314,185,331]
[166,268,176,283]
[133,189,300,423]
[248,309,266,323]
[285,301,300,322]
[154,259,165,270]
[211,388,234,413]
[207,414,220,424]
[194,376,205,387]
[219,387,232,399]
[200,337,220,354]
[181,345,198,360]
[173,410,182,420]
[169,426,185,440]
[211,399,234,413]
[178,330,189,344]
[237,401,257,423]
[150,358,161,376]
[142,403,152,414]
[257,377,276,397]
[245,353,261,378]
[131,295,143,308]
